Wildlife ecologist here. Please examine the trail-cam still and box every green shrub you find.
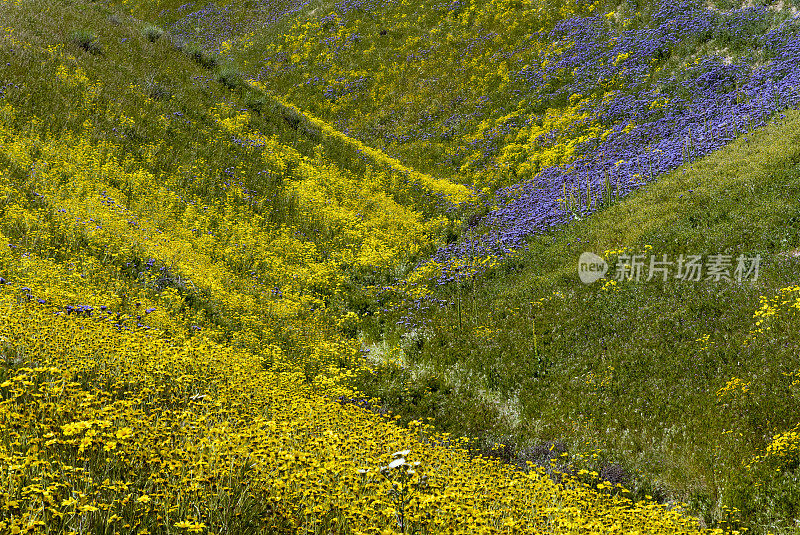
[216,66,245,91]
[144,76,173,101]
[142,24,164,43]
[71,29,102,55]
[185,45,218,69]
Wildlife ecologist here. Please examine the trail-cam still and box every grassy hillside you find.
[2,0,800,533]
[366,108,800,530]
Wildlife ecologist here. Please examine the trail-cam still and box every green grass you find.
[359,108,800,531]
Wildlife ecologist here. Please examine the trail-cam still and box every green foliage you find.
[351,363,512,441]
[143,73,174,101]
[71,28,102,55]
[142,24,164,42]
[216,65,246,91]
[185,44,218,69]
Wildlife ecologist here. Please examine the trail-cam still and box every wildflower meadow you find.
[2,0,800,532]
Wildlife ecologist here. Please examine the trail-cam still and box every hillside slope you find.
[121,0,800,252]
[2,0,800,533]
[0,0,727,534]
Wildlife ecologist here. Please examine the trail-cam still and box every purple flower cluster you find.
[331,0,384,17]
[323,75,370,102]
[435,1,800,264]
[168,0,312,52]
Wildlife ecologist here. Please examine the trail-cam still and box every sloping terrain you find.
[1,0,800,533]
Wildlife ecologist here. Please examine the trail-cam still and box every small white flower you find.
[388,458,406,469]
